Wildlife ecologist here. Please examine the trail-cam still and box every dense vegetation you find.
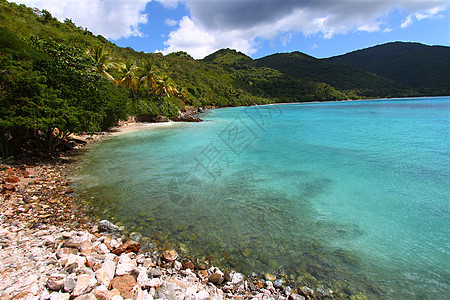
[327,42,450,96]
[255,52,412,98]
[0,0,448,157]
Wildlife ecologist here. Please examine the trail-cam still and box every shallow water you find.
[75,97,450,299]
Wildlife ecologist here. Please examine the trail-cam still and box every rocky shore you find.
[0,128,334,300]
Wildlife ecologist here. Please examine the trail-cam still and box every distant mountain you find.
[203,48,254,69]
[327,42,450,95]
[255,51,404,97]
[203,48,349,102]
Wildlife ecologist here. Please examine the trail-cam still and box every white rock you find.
[115,263,135,276]
[95,268,111,287]
[23,274,39,286]
[147,278,161,288]
[105,253,117,261]
[118,254,132,264]
[73,293,97,300]
[98,243,110,254]
[61,254,86,269]
[49,292,71,300]
[195,290,210,299]
[135,267,149,287]
[72,274,97,297]
[173,261,182,271]
[110,238,120,249]
[101,260,117,280]
[231,272,244,284]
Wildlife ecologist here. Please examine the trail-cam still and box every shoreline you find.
[108,121,181,136]
[0,122,332,300]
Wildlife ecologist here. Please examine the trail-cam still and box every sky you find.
[12,0,450,59]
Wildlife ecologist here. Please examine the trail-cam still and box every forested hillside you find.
[255,52,410,98]
[327,42,450,95]
[0,0,448,157]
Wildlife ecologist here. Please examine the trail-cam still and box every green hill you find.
[327,42,450,95]
[0,0,448,156]
[255,51,409,98]
[203,48,348,102]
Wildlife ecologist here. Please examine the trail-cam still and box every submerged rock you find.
[162,249,178,261]
[264,273,277,282]
[98,220,119,233]
[112,240,141,255]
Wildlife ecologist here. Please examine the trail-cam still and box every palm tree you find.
[117,63,140,101]
[89,45,117,84]
[154,75,178,99]
[139,61,159,101]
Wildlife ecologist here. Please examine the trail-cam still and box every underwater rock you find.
[299,286,314,297]
[162,249,178,261]
[112,240,140,255]
[264,273,277,282]
[209,272,224,284]
[98,220,119,233]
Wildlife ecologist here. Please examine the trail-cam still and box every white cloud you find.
[164,18,178,26]
[11,0,448,58]
[158,16,257,59]
[160,0,448,58]
[401,15,414,28]
[11,0,150,39]
[400,4,446,29]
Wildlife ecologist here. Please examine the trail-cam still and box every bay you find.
[75,96,450,299]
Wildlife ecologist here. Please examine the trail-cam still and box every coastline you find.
[0,121,331,300]
[108,122,180,136]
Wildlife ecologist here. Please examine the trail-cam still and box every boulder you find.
[49,292,71,300]
[98,220,119,233]
[5,175,20,183]
[63,274,77,293]
[183,261,195,271]
[72,274,97,297]
[162,249,178,261]
[47,278,65,291]
[209,273,224,284]
[264,273,277,282]
[57,247,79,259]
[74,293,97,300]
[115,262,135,276]
[112,240,140,255]
[80,240,93,256]
[95,268,112,287]
[2,183,16,192]
[109,275,140,299]
[148,268,162,277]
[299,286,314,297]
[289,293,306,300]
[92,287,121,300]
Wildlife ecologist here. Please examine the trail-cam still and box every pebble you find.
[0,161,327,300]
[264,273,277,282]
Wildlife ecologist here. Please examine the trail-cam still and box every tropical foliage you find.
[0,0,448,156]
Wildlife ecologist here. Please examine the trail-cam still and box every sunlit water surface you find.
[75,97,449,299]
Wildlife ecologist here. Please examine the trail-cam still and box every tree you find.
[139,60,159,101]
[89,44,118,84]
[0,36,128,156]
[117,62,140,101]
[154,74,178,99]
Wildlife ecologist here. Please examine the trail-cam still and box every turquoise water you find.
[76,97,449,299]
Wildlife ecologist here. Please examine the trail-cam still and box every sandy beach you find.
[109,122,180,136]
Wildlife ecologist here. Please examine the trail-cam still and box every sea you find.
[75,96,449,299]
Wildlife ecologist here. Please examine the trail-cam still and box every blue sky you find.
[13,0,450,59]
